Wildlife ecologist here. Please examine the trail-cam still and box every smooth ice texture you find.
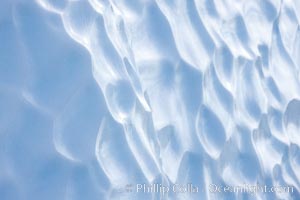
[1,0,300,199]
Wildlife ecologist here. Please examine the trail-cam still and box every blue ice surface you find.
[1,0,300,199]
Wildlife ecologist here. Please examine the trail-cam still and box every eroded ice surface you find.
[1,0,300,199]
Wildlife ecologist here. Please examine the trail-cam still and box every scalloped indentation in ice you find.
[1,0,300,199]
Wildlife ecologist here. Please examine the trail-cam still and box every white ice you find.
[0,0,300,199]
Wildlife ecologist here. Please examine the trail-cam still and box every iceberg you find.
[0,0,300,199]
